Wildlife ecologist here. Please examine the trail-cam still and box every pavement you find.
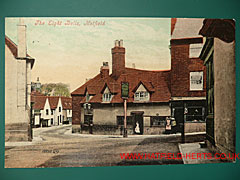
[178,142,223,164]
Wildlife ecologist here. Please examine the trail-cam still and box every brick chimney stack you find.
[100,62,109,78]
[171,18,177,36]
[17,18,27,58]
[111,39,125,79]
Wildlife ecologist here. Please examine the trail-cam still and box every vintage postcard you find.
[5,17,236,168]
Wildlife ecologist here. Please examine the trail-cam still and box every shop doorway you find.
[173,107,184,132]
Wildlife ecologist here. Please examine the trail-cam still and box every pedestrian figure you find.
[135,122,140,134]
[165,117,171,134]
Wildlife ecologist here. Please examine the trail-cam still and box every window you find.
[51,110,54,115]
[34,109,40,113]
[134,91,149,101]
[59,107,61,112]
[150,116,166,127]
[102,93,112,102]
[190,71,203,91]
[46,109,49,115]
[51,118,53,125]
[117,116,133,125]
[60,115,61,123]
[185,107,205,122]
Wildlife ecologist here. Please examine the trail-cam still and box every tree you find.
[41,83,70,97]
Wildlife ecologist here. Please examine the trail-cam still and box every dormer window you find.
[134,91,149,101]
[102,86,112,102]
[103,93,112,102]
[134,84,150,102]
[86,91,90,102]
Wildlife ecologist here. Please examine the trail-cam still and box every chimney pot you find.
[115,40,119,47]
[100,61,109,78]
[119,39,123,47]
[103,62,108,66]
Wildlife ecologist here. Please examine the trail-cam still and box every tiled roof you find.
[199,19,235,43]
[71,67,171,103]
[31,91,44,100]
[61,97,72,110]
[48,96,59,109]
[31,96,47,110]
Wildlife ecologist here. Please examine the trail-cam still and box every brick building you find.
[71,18,207,135]
[170,18,207,133]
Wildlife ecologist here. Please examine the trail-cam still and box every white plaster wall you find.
[6,44,29,125]
[41,98,51,121]
[5,45,18,125]
[81,104,170,125]
[214,38,235,154]
[55,98,63,125]
[67,109,72,118]
[17,60,27,124]
[34,115,40,125]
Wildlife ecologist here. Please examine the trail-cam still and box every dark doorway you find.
[84,115,93,134]
[131,111,144,135]
[173,107,184,132]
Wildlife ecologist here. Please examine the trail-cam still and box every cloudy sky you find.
[5,17,171,91]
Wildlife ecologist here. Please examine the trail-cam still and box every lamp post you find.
[121,82,129,138]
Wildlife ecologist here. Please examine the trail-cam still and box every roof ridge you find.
[125,67,171,72]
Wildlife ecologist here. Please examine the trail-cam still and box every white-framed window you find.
[102,93,112,102]
[134,91,149,101]
[190,71,203,91]
[102,86,112,102]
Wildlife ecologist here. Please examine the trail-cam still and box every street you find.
[5,125,205,168]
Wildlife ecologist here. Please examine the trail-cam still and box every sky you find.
[5,17,171,92]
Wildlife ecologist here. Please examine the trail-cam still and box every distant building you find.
[31,96,51,127]
[199,19,235,157]
[31,94,72,127]
[5,19,35,141]
[61,97,72,124]
[31,77,41,92]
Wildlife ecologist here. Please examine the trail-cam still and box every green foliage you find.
[41,83,70,97]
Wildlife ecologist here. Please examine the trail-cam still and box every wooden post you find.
[123,99,128,138]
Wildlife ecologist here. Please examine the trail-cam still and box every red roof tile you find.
[71,67,171,104]
[61,97,72,110]
[48,96,59,109]
[31,96,47,110]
